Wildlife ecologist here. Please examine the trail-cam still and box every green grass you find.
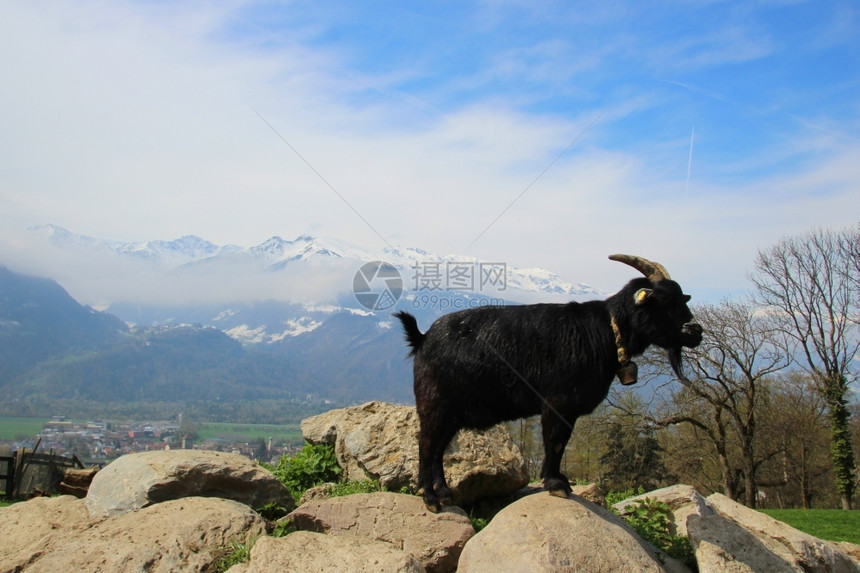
[0,417,47,441]
[0,417,305,446]
[760,509,860,544]
[196,422,303,445]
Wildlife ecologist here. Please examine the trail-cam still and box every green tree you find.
[178,412,199,442]
[251,436,268,461]
[600,393,673,492]
[750,226,859,509]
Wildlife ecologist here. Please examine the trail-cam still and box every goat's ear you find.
[634,288,653,305]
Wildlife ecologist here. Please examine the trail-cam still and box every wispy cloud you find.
[0,0,858,301]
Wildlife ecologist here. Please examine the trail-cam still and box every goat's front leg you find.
[540,412,574,498]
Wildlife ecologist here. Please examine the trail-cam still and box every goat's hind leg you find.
[417,423,457,513]
[429,426,458,508]
[417,427,441,512]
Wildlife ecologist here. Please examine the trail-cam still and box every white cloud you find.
[0,0,858,305]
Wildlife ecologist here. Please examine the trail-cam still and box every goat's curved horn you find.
[609,254,671,282]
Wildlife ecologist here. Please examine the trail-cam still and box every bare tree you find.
[749,226,860,509]
[760,372,832,508]
[507,416,543,481]
[846,223,860,293]
[652,299,790,507]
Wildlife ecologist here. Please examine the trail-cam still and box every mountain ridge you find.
[0,266,413,418]
[29,224,601,301]
[0,227,614,417]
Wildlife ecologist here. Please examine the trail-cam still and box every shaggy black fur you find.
[394,275,702,512]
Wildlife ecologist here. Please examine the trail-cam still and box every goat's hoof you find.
[424,501,441,514]
[544,477,572,498]
[435,486,454,507]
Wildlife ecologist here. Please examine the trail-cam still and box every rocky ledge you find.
[2,402,859,572]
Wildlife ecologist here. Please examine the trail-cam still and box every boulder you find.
[298,481,339,505]
[688,513,798,573]
[457,491,676,572]
[0,495,92,572]
[613,484,713,536]
[572,482,607,507]
[59,466,99,498]
[85,449,294,517]
[301,401,528,505]
[692,493,860,573]
[836,542,860,567]
[443,424,529,506]
[228,531,426,573]
[288,492,474,573]
[2,496,266,572]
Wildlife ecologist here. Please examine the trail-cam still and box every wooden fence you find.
[0,448,84,499]
[0,454,14,498]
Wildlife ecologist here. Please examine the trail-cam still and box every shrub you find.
[618,498,693,564]
[605,485,646,507]
[213,538,256,572]
[255,501,291,521]
[326,479,386,497]
[263,443,342,501]
[469,510,490,532]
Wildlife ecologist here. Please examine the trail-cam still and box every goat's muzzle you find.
[667,323,702,384]
[681,322,703,348]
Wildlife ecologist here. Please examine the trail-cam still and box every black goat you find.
[394,254,703,512]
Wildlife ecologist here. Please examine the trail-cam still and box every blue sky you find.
[1,1,858,299]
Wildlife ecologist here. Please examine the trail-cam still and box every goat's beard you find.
[668,346,690,384]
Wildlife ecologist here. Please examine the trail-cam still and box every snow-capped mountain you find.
[20,224,608,351]
[29,225,601,301]
[30,224,239,265]
[6,227,609,405]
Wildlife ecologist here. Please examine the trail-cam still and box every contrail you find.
[685,125,695,204]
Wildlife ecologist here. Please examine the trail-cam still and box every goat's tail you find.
[392,311,425,356]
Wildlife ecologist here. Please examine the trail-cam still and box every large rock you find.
[691,493,860,573]
[1,496,266,572]
[836,542,860,567]
[85,449,294,517]
[457,492,676,572]
[228,531,426,572]
[572,482,607,507]
[288,492,474,573]
[301,401,528,505]
[0,495,91,572]
[613,484,714,536]
[688,513,798,573]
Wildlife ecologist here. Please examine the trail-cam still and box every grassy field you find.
[0,418,47,441]
[195,422,304,446]
[0,417,305,446]
[761,509,860,544]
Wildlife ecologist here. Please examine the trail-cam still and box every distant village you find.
[1,416,300,466]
